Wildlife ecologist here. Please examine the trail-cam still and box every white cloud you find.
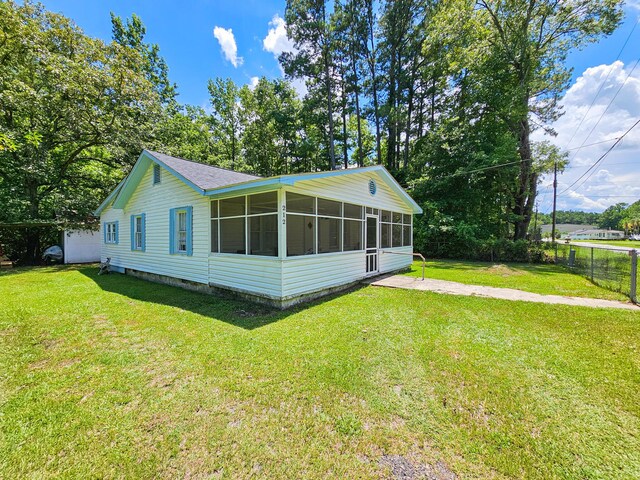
[213,26,243,67]
[627,0,640,12]
[263,15,296,56]
[261,14,307,98]
[248,76,260,90]
[535,60,640,212]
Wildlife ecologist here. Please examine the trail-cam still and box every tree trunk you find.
[324,51,337,170]
[512,117,535,240]
[350,48,364,167]
[386,47,397,170]
[340,70,349,169]
[403,75,414,170]
[366,1,382,165]
[25,178,41,264]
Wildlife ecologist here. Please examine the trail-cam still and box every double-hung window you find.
[170,206,193,255]
[130,214,146,251]
[104,221,119,244]
[177,210,187,252]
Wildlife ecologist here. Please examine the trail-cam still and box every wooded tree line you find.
[0,0,625,262]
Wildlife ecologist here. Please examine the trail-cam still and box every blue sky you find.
[40,1,640,213]
[40,0,288,107]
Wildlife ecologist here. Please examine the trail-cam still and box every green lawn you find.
[404,259,629,301]
[1,266,639,479]
[574,240,640,249]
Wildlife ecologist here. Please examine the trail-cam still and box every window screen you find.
[286,215,315,256]
[220,196,246,217]
[318,217,342,253]
[249,215,278,256]
[343,220,363,251]
[287,192,315,214]
[220,217,246,254]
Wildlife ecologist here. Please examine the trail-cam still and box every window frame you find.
[104,221,119,244]
[130,214,145,252]
[380,210,412,249]
[169,206,193,256]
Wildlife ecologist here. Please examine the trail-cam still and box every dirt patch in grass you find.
[379,455,457,480]
[484,264,525,277]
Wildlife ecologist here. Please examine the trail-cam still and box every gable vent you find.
[153,164,161,185]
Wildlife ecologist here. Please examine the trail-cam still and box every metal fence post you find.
[591,247,594,282]
[631,249,638,304]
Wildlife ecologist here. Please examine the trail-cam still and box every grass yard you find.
[573,240,640,249]
[404,259,629,301]
[1,266,639,479]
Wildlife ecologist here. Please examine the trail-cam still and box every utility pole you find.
[551,159,558,242]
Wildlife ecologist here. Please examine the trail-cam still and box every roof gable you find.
[202,165,423,214]
[95,150,260,214]
[96,151,422,215]
[146,150,259,190]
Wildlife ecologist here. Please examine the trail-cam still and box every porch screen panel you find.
[343,220,362,251]
[318,217,342,253]
[286,215,315,256]
[220,217,246,254]
[249,214,278,256]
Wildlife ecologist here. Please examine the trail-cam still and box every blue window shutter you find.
[140,213,146,252]
[169,208,175,254]
[103,222,107,244]
[186,206,193,256]
[114,221,119,244]
[130,215,135,250]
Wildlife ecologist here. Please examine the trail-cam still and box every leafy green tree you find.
[207,78,243,170]
[239,78,301,176]
[599,203,628,230]
[282,0,338,169]
[153,105,216,163]
[474,0,623,239]
[0,1,163,262]
[110,13,176,105]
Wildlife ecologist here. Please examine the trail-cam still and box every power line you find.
[451,160,522,176]
[565,58,640,164]
[565,137,620,151]
[559,117,640,195]
[558,195,640,198]
[562,18,639,151]
[447,135,624,177]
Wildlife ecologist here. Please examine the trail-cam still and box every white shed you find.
[95,150,422,307]
[63,229,101,264]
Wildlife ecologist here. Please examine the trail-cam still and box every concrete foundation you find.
[123,267,362,309]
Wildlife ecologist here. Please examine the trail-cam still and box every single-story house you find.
[95,150,422,307]
[565,229,625,241]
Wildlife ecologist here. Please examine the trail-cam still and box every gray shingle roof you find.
[146,150,260,191]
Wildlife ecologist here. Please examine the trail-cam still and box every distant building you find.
[541,224,595,235]
[565,229,625,241]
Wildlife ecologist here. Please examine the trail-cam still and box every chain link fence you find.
[555,243,638,303]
